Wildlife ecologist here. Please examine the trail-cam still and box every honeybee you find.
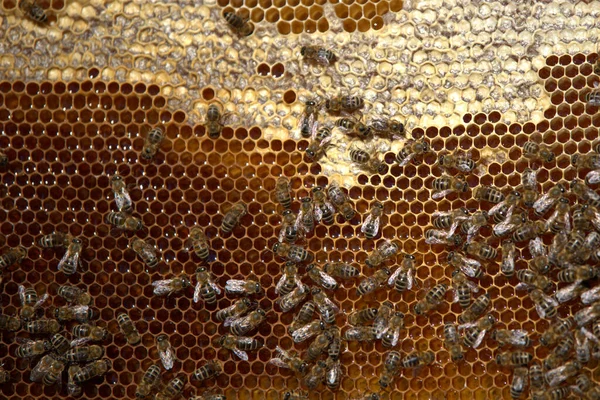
[344,325,377,342]
[277,283,308,313]
[190,394,227,400]
[0,245,27,269]
[474,185,505,204]
[31,354,64,386]
[223,10,254,36]
[225,278,262,296]
[135,364,161,399]
[587,81,600,107]
[374,301,394,339]
[581,285,600,305]
[281,390,308,400]
[451,269,479,309]
[520,167,539,208]
[378,350,402,388]
[23,319,60,334]
[463,240,497,260]
[528,237,550,275]
[192,361,222,382]
[458,293,490,324]
[510,367,528,399]
[304,360,327,390]
[323,262,360,278]
[193,267,221,305]
[402,351,435,368]
[336,116,371,138]
[328,326,342,361]
[206,104,232,139]
[221,203,247,234]
[272,242,313,263]
[388,254,416,293]
[306,264,338,291]
[0,366,8,383]
[515,269,553,292]
[557,265,597,283]
[15,338,50,358]
[431,174,469,199]
[529,289,558,319]
[105,210,143,233]
[19,0,48,23]
[73,358,110,384]
[546,360,581,386]
[382,312,405,348]
[152,275,191,297]
[297,197,315,234]
[312,186,337,224]
[110,175,133,214]
[357,268,391,297]
[370,118,405,139]
[493,209,527,237]
[365,240,399,268]
[71,324,109,345]
[216,298,254,322]
[460,210,489,241]
[141,127,165,160]
[305,126,333,161]
[348,307,378,326]
[184,227,210,261]
[491,328,532,348]
[575,329,591,364]
[38,232,72,248]
[278,210,299,242]
[64,345,105,363]
[299,100,319,139]
[324,357,341,390]
[327,181,355,221]
[131,238,158,268]
[500,240,516,278]
[572,205,592,231]
[414,283,449,315]
[0,314,20,331]
[529,363,545,390]
[117,313,141,345]
[226,308,266,336]
[532,184,566,217]
[324,95,364,113]
[443,323,464,361]
[55,305,95,323]
[575,302,600,327]
[586,169,600,185]
[433,208,470,235]
[275,177,292,210]
[523,141,555,163]
[154,334,176,370]
[540,317,574,346]
[58,285,91,306]
[488,191,522,224]
[301,46,335,66]
[572,152,600,171]
[495,351,533,367]
[574,373,592,395]
[0,150,7,167]
[312,287,339,324]
[571,179,600,208]
[275,262,300,296]
[218,334,263,361]
[447,251,482,279]
[395,140,430,166]
[438,151,476,173]
[305,330,332,361]
[424,229,463,247]
[50,333,71,356]
[155,375,186,400]
[269,346,308,375]
[462,314,496,348]
[512,221,546,243]
[350,148,387,175]
[18,285,48,321]
[532,387,570,400]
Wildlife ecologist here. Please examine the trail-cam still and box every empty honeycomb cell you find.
[349,4,362,19]
[343,19,356,32]
[317,17,329,32]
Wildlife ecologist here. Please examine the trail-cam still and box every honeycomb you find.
[2,0,600,399]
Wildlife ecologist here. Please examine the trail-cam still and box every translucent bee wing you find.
[210,282,221,295]
[268,357,289,369]
[545,209,559,231]
[555,282,582,304]
[397,153,415,167]
[291,323,314,343]
[452,289,459,304]
[313,206,323,222]
[515,283,531,291]
[522,169,538,189]
[18,285,25,305]
[223,315,240,328]
[563,212,571,233]
[488,201,507,216]
[193,282,202,303]
[30,355,52,382]
[152,279,175,296]
[375,320,388,340]
[534,300,554,319]
[529,237,546,257]
[57,250,71,271]
[447,220,460,237]
[158,344,176,370]
[183,237,195,253]
[326,361,341,386]
[16,337,34,345]
[581,286,600,305]
[388,328,401,347]
[472,329,488,349]
[35,294,49,309]
[432,189,454,200]
[387,267,403,286]
[406,268,414,290]
[70,338,91,347]
[492,219,515,237]
[225,280,246,293]
[465,280,479,293]
[316,270,338,290]
[361,214,374,233]
[545,365,567,387]
[457,321,478,330]
[586,169,600,185]
[506,330,529,347]
[580,327,600,344]
[532,192,553,215]
[431,211,450,218]
[232,348,249,361]
[115,191,132,213]
[294,211,304,230]
[425,231,449,245]
[275,274,289,295]
[277,226,287,243]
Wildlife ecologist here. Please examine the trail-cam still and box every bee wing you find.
[452,287,459,303]
[528,237,546,257]
[522,169,538,189]
[466,223,483,243]
[35,293,49,309]
[326,361,341,386]
[16,337,34,345]
[555,282,581,304]
[193,282,202,303]
[471,329,488,349]
[361,214,374,233]
[432,189,454,200]
[278,227,286,243]
[57,250,70,271]
[515,283,531,291]
[223,315,239,328]
[159,344,176,370]
[389,328,400,347]
[30,356,52,382]
[317,270,338,290]
[18,285,25,305]
[152,280,173,296]
[275,274,288,295]
[210,282,222,295]
[291,323,313,343]
[581,286,600,305]
[115,192,132,213]
[545,209,559,231]
[387,267,403,286]
[533,301,550,319]
[507,330,529,347]
[431,211,451,217]
[586,170,600,185]
[70,338,91,347]
[532,192,552,215]
[397,153,415,167]
[488,201,506,216]
[313,206,323,222]
[225,280,245,293]
[183,237,194,253]
[457,321,478,330]
[232,348,249,361]
[374,318,388,339]
[545,365,567,387]
[406,268,414,290]
[581,327,600,344]
[447,220,460,237]
[268,357,289,369]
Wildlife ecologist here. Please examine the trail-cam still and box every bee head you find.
[571,154,580,166]
[305,264,315,272]
[404,253,415,260]
[390,121,404,133]
[301,197,311,204]
[73,238,82,245]
[381,268,391,276]
[141,147,154,160]
[451,269,460,277]
[216,335,226,346]
[556,183,566,193]
[111,175,122,182]
[299,362,308,374]
[446,252,455,262]
[394,311,404,318]
[419,140,430,152]
[253,283,262,293]
[306,149,316,159]
[382,301,393,309]
[452,353,464,361]
[300,46,307,56]
[311,287,321,295]
[438,155,446,165]
[272,242,281,252]
[256,309,266,317]
[54,307,60,318]
[283,392,292,400]
[305,100,316,106]
[312,186,323,194]
[181,277,192,288]
[376,163,388,174]
[195,267,207,274]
